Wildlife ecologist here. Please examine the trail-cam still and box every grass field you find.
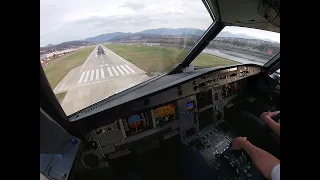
[104,44,186,74]
[43,46,95,102]
[55,92,67,103]
[192,53,238,67]
[104,43,238,74]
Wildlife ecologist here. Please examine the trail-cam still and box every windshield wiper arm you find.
[169,20,225,74]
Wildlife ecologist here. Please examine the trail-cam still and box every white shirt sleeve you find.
[271,164,280,180]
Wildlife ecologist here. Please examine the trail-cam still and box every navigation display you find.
[154,103,176,126]
[123,112,151,136]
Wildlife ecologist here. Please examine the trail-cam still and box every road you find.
[55,45,148,115]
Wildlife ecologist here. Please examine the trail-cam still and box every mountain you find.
[40,40,91,55]
[216,31,254,39]
[84,32,126,42]
[45,44,54,47]
[137,28,205,36]
[216,31,278,43]
[83,28,206,43]
[43,27,278,48]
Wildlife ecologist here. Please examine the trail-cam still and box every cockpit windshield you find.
[40,0,279,116]
[192,26,280,67]
[40,0,213,115]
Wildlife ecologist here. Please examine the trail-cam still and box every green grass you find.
[44,46,95,89]
[192,53,239,67]
[104,43,238,74]
[104,44,188,75]
[55,92,67,103]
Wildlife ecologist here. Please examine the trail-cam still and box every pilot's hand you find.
[260,111,280,124]
[269,111,280,118]
[231,137,247,150]
[260,111,273,124]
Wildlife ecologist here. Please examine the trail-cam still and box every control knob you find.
[86,140,98,151]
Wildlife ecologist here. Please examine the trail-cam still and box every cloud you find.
[40,0,280,46]
[119,2,145,10]
[40,0,213,46]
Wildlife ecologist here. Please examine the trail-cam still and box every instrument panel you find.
[77,65,262,171]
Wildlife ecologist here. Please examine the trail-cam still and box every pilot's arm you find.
[260,111,280,137]
[232,137,280,180]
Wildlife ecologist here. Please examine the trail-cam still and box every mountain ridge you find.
[44,27,279,46]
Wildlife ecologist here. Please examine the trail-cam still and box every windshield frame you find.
[169,20,224,74]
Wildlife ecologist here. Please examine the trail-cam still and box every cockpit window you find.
[40,0,213,116]
[192,26,280,67]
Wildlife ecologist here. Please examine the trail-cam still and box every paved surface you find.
[56,45,148,115]
[202,48,266,66]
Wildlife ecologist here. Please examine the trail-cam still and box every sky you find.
[40,0,280,47]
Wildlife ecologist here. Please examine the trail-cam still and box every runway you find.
[56,45,148,115]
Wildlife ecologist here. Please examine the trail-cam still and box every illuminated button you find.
[70,138,77,145]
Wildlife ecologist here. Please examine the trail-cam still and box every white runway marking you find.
[112,66,119,76]
[78,72,86,84]
[100,68,105,78]
[77,64,138,84]
[120,65,130,74]
[83,71,90,82]
[107,67,113,77]
[116,66,125,75]
[90,70,94,81]
[96,69,100,80]
[124,65,136,73]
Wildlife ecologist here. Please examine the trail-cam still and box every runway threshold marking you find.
[107,67,113,77]
[116,66,125,75]
[78,72,86,84]
[112,67,119,76]
[120,65,130,74]
[100,68,105,78]
[96,69,100,80]
[124,65,136,73]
